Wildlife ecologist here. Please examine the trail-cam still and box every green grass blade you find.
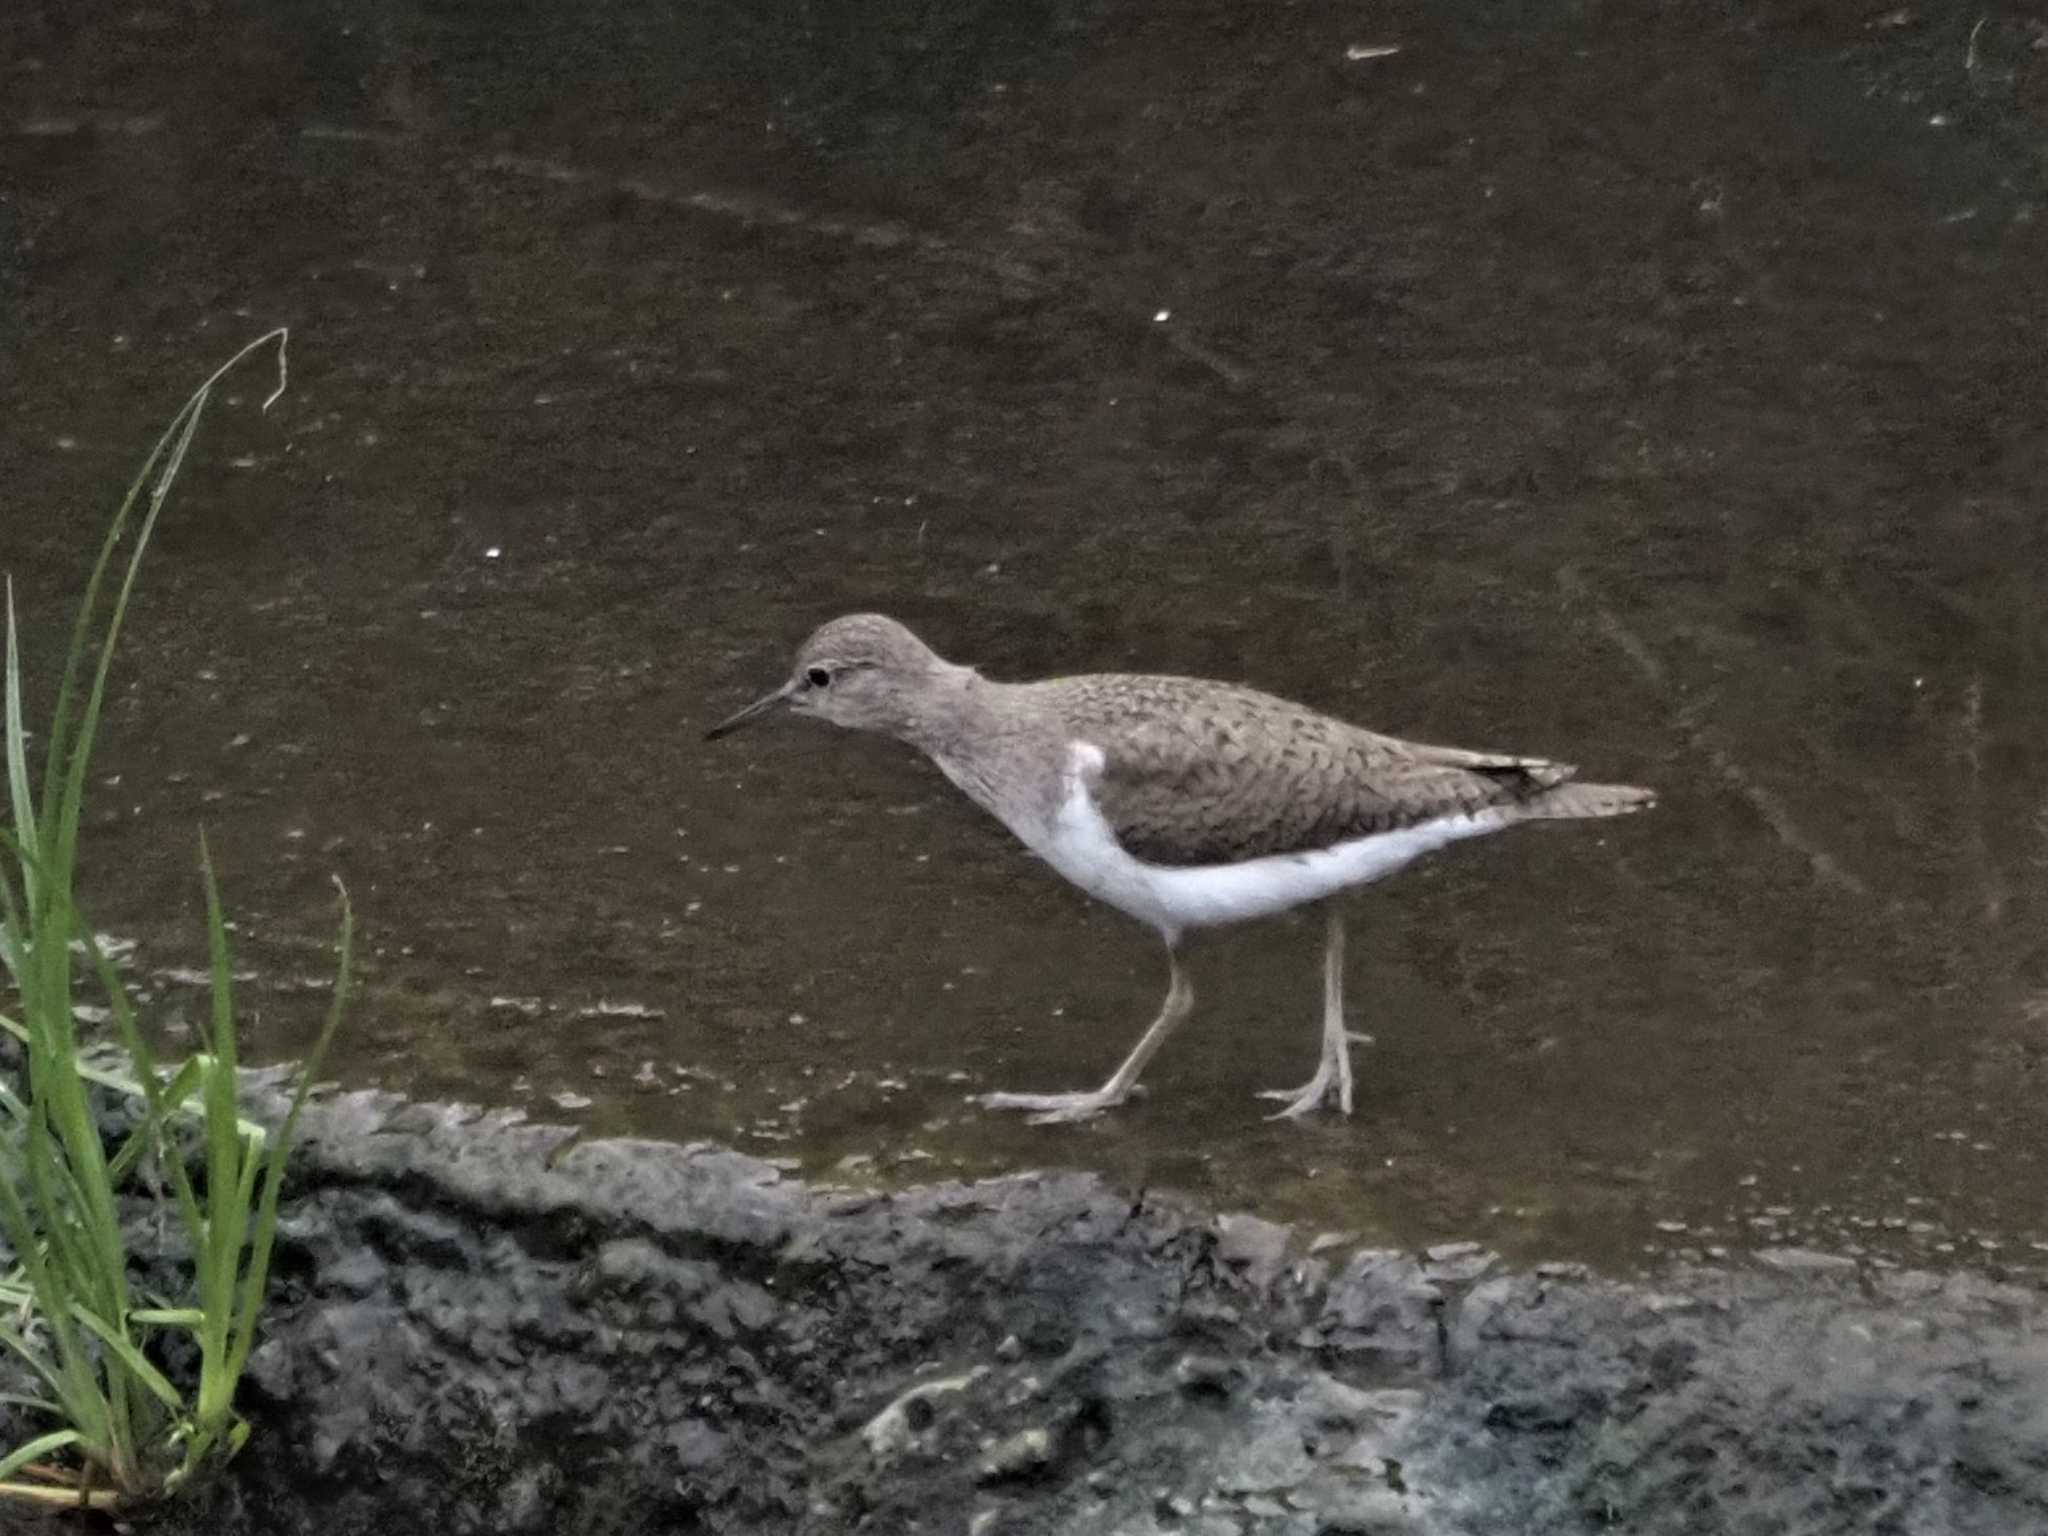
[37,419,174,837]
[17,1108,82,1286]
[8,1020,133,1469]
[127,1309,205,1329]
[153,1056,207,1117]
[102,1052,204,1188]
[42,329,287,889]
[0,1197,108,1458]
[232,1140,263,1225]
[0,1051,26,1123]
[0,1428,84,1484]
[228,882,351,1384]
[17,896,113,1257]
[193,844,248,1384]
[34,335,266,834]
[18,1163,124,1441]
[87,925,219,1261]
[24,969,125,1312]
[3,582,33,897]
[69,1309,181,1412]
[199,841,238,1085]
[0,856,26,990]
[48,411,205,897]
[0,1325,73,1410]
[83,927,207,1236]
[103,1122,156,1189]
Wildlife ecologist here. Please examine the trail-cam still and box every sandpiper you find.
[707,614,1654,1123]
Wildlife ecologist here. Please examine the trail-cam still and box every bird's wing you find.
[1045,675,1573,867]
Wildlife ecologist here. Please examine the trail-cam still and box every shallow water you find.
[4,0,2047,1271]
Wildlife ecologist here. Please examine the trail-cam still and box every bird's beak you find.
[704,679,798,741]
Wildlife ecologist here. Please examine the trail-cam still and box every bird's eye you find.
[806,666,832,689]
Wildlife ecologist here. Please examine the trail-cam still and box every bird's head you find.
[704,613,953,742]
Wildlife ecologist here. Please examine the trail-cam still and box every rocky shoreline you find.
[24,1088,2009,1535]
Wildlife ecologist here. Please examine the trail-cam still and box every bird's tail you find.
[1517,779,1657,821]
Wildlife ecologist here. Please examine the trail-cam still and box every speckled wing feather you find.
[1037,674,1578,867]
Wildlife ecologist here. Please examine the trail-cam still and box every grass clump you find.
[0,331,355,1512]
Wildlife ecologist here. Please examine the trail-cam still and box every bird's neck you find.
[897,664,999,758]
[898,670,1065,844]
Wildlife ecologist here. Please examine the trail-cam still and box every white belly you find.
[1027,742,1511,940]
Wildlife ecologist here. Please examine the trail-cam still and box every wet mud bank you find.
[82,1091,2048,1535]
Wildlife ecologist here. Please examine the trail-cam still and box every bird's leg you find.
[1259,904,1360,1119]
[977,945,1193,1125]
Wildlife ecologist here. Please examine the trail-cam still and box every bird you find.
[705,613,1655,1123]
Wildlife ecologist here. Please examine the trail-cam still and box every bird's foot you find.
[974,1085,1141,1126]
[1256,1061,1354,1121]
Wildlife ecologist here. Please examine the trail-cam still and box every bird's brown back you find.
[1027,673,1577,866]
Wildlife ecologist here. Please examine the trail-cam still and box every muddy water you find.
[4,0,2047,1271]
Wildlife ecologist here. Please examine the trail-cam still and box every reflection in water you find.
[3,1,2046,1271]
